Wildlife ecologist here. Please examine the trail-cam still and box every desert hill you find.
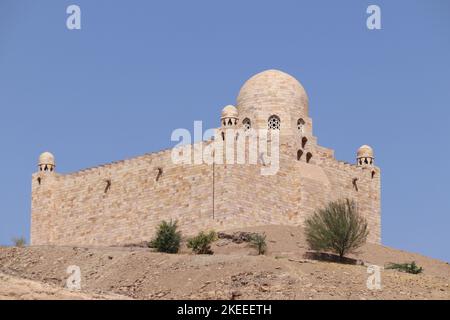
[0,225,448,300]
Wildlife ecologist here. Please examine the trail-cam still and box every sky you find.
[0,0,449,262]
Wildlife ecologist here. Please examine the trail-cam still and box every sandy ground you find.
[0,272,130,300]
[0,225,448,300]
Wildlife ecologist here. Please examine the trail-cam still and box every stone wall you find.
[31,140,381,246]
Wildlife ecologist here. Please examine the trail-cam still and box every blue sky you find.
[1,0,449,262]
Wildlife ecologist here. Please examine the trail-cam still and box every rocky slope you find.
[0,225,448,300]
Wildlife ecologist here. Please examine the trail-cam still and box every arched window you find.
[352,178,359,191]
[297,150,303,161]
[302,137,308,149]
[268,115,280,130]
[306,152,313,163]
[242,118,251,131]
[297,118,305,134]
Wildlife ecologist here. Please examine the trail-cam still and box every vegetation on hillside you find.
[386,261,424,274]
[304,199,368,259]
[187,231,217,254]
[249,233,267,255]
[149,220,181,254]
[11,236,26,247]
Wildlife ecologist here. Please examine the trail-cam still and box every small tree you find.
[12,236,26,247]
[150,220,181,253]
[187,231,217,254]
[249,233,267,255]
[304,199,368,259]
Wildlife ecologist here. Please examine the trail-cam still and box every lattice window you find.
[268,115,280,130]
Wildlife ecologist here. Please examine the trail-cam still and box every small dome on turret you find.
[38,152,55,172]
[357,145,374,158]
[356,145,374,167]
[221,105,238,119]
[39,152,55,166]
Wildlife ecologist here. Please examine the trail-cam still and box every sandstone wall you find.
[31,141,381,246]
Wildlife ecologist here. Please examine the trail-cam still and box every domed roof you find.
[236,70,309,123]
[221,105,238,119]
[357,145,374,158]
[39,152,55,165]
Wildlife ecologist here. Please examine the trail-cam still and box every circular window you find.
[268,115,280,130]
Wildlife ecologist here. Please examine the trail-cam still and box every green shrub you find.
[304,199,368,259]
[12,236,26,247]
[386,261,423,274]
[187,231,217,254]
[150,220,181,253]
[250,233,267,255]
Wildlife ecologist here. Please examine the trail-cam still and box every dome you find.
[221,105,238,119]
[39,152,55,166]
[357,145,374,158]
[236,70,309,129]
